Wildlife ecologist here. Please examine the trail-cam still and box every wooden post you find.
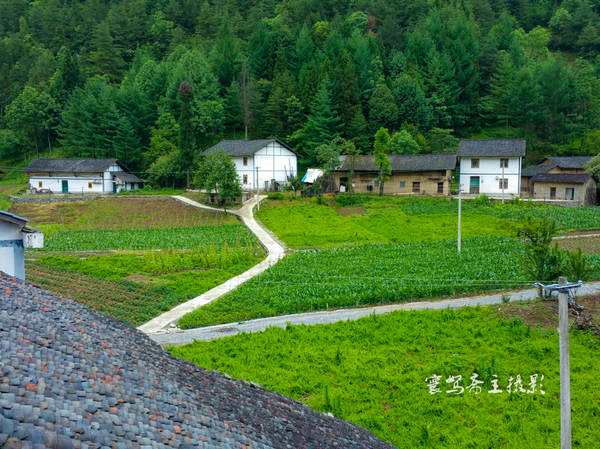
[558,276,571,449]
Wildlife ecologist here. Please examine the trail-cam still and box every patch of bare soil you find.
[336,206,367,217]
[123,273,153,284]
[557,236,600,254]
[0,185,18,193]
[561,230,600,236]
[496,294,600,332]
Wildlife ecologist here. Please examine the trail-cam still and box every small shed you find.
[0,210,43,280]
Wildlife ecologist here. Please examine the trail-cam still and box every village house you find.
[0,210,43,280]
[200,139,299,192]
[331,153,457,196]
[457,139,526,196]
[22,158,146,194]
[521,156,597,205]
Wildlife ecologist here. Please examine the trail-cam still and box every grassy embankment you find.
[171,302,600,448]
[16,197,264,325]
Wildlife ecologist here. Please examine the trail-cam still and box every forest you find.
[1,0,600,185]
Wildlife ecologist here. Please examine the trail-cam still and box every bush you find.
[335,195,367,208]
[268,192,284,200]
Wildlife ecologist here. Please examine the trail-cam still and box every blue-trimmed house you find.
[0,211,43,280]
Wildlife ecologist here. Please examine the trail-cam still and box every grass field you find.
[170,304,600,448]
[9,197,237,234]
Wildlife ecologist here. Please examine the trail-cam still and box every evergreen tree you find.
[223,83,243,138]
[298,77,342,166]
[88,20,125,83]
[177,82,196,188]
[391,74,432,129]
[210,11,242,90]
[369,83,398,132]
[113,115,142,170]
[481,52,516,136]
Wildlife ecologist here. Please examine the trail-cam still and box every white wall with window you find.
[231,141,297,191]
[459,157,521,195]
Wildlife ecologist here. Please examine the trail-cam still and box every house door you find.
[469,176,480,194]
[61,180,68,193]
[113,182,117,193]
[566,188,574,200]
[550,187,556,199]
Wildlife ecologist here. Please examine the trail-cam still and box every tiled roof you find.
[0,273,394,449]
[111,171,146,183]
[545,156,594,169]
[22,158,122,173]
[521,163,555,177]
[530,173,593,183]
[457,139,526,157]
[200,139,300,157]
[339,153,457,172]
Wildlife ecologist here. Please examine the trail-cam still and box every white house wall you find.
[233,142,297,190]
[0,221,25,280]
[29,173,108,194]
[459,157,521,195]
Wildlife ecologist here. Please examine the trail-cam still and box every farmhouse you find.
[200,139,299,191]
[22,158,146,194]
[0,210,43,280]
[332,153,457,195]
[457,139,526,196]
[520,156,597,205]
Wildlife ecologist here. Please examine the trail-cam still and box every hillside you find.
[2,0,600,184]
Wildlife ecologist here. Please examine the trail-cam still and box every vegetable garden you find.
[180,237,600,329]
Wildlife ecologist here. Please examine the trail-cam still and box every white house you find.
[200,139,299,191]
[457,139,526,196]
[0,210,43,280]
[22,158,146,194]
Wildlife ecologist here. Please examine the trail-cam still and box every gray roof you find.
[22,158,125,173]
[339,153,457,172]
[521,163,555,177]
[530,173,593,184]
[200,139,300,157]
[111,171,146,183]
[545,156,594,169]
[0,274,394,449]
[457,139,526,157]
[0,210,29,226]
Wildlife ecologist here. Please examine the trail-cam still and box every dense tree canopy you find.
[2,0,600,181]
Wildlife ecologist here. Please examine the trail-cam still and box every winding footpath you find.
[137,195,284,334]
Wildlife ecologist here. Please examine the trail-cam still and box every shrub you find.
[335,195,367,208]
[268,192,284,200]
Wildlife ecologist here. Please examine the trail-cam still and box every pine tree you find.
[177,82,196,188]
[210,11,242,90]
[391,74,433,130]
[223,83,243,138]
[481,52,515,136]
[300,77,342,166]
[369,83,399,132]
[113,115,142,170]
[88,20,125,83]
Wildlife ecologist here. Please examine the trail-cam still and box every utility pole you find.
[558,276,571,449]
[458,183,463,253]
[379,164,384,197]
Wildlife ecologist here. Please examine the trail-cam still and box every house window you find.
[243,175,248,184]
[88,182,92,189]
[566,188,574,200]
[471,159,480,168]
[400,181,406,188]
[500,159,509,168]
[243,157,248,166]
[38,181,42,188]
[439,170,446,177]
[437,182,444,194]
[374,179,380,187]
[550,187,556,199]
[499,178,508,190]
[412,182,420,193]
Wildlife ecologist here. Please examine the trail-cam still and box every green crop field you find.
[27,245,265,324]
[256,196,600,248]
[40,223,258,251]
[170,305,600,448]
[179,237,600,329]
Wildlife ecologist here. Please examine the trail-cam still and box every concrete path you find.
[137,195,285,334]
[150,281,600,347]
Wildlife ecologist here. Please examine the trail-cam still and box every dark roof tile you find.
[339,153,457,172]
[22,158,123,173]
[545,156,594,169]
[457,139,526,157]
[521,163,555,177]
[200,139,300,157]
[530,173,593,183]
[111,172,146,183]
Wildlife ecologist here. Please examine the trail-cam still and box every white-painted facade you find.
[232,142,298,191]
[0,212,42,280]
[28,163,142,194]
[459,156,521,196]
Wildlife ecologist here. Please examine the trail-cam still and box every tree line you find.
[1,0,600,186]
